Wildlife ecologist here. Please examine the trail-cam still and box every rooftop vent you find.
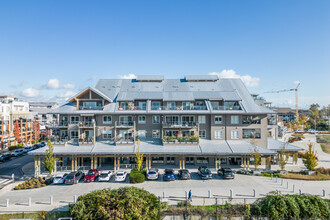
[184,75,218,82]
[136,75,164,82]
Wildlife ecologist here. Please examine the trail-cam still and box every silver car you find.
[147,168,159,180]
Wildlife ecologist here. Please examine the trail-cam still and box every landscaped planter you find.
[280,170,288,174]
[306,170,316,175]
[253,170,261,175]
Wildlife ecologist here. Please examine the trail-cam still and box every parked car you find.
[84,169,99,182]
[163,169,175,181]
[65,171,85,184]
[147,168,159,180]
[98,170,114,182]
[23,146,33,152]
[198,166,212,180]
[53,173,68,184]
[0,154,11,162]
[115,171,127,182]
[218,168,235,179]
[178,169,191,180]
[11,149,24,157]
[33,144,41,149]
[40,142,46,147]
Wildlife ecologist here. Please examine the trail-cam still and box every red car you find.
[84,169,99,182]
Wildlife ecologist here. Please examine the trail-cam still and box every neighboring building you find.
[29,102,58,128]
[30,75,300,176]
[0,96,33,149]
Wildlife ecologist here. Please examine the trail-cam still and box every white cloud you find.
[62,83,75,89]
[119,74,136,79]
[56,91,76,99]
[209,69,260,87]
[20,88,39,98]
[46,78,75,89]
[47,78,60,89]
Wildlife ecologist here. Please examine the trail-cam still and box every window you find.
[182,130,194,137]
[103,129,112,139]
[138,116,146,124]
[224,101,241,110]
[119,116,133,126]
[185,157,194,165]
[243,129,261,139]
[103,116,112,124]
[164,130,179,137]
[152,115,160,124]
[151,102,161,110]
[196,157,209,164]
[214,116,223,124]
[166,102,176,110]
[166,157,175,164]
[215,130,223,139]
[138,130,146,138]
[231,116,239,124]
[242,115,261,124]
[138,102,146,110]
[199,130,206,138]
[152,130,160,138]
[152,157,164,164]
[70,131,78,139]
[198,115,206,124]
[231,130,239,139]
[210,101,220,110]
[182,102,192,110]
[70,116,79,124]
[165,116,179,125]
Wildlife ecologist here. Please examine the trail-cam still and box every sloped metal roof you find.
[184,75,218,81]
[267,138,303,152]
[136,75,164,81]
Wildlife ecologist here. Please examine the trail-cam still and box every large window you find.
[166,157,175,164]
[231,116,239,124]
[119,116,133,126]
[182,102,192,110]
[152,130,160,138]
[243,129,261,139]
[165,116,179,125]
[224,101,241,110]
[199,130,206,138]
[214,116,223,124]
[198,115,206,124]
[103,116,112,124]
[166,102,176,110]
[196,157,209,164]
[152,115,160,124]
[70,131,78,139]
[151,102,161,110]
[164,130,179,137]
[242,115,261,124]
[231,130,239,139]
[152,157,164,164]
[138,130,146,138]
[138,116,146,124]
[215,130,223,139]
[103,129,112,139]
[138,102,146,110]
[182,130,194,137]
[70,116,79,124]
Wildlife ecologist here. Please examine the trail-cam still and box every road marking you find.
[0,178,12,185]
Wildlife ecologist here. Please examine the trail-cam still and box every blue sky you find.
[0,0,329,108]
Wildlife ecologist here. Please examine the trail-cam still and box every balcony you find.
[115,121,134,128]
[162,121,198,128]
[151,105,207,111]
[118,106,146,111]
[79,106,103,110]
[48,121,69,128]
[212,106,242,110]
[78,122,94,128]
[162,135,199,145]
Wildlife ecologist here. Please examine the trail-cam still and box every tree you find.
[135,139,144,171]
[42,140,58,175]
[14,120,22,144]
[303,142,318,171]
[70,187,161,220]
[32,117,40,142]
[250,139,261,170]
[278,142,288,170]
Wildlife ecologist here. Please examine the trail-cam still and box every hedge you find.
[8,143,24,151]
[129,168,146,183]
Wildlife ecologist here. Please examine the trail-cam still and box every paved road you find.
[0,155,34,180]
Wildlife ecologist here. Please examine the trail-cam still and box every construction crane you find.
[264,83,300,123]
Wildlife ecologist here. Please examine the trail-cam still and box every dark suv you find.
[0,154,11,162]
[65,171,85,184]
[178,169,191,180]
[218,168,235,179]
[198,166,212,180]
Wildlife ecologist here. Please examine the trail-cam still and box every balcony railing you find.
[162,121,197,128]
[78,122,94,128]
[151,106,207,111]
[48,121,69,127]
[212,106,242,110]
[116,121,134,127]
[79,106,103,110]
[118,106,146,111]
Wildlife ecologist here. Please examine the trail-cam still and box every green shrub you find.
[316,135,330,143]
[129,169,145,183]
[8,144,24,151]
[69,187,161,220]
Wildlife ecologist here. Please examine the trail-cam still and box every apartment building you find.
[29,102,58,128]
[30,75,301,176]
[0,96,33,149]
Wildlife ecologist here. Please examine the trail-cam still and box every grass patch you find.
[0,211,69,220]
[280,172,330,181]
[316,135,330,143]
[258,172,281,178]
[321,144,330,154]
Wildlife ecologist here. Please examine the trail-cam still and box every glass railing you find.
[117,121,134,126]
[151,106,207,110]
[49,121,69,127]
[212,106,242,110]
[78,122,94,127]
[118,106,146,110]
[162,121,197,127]
[79,106,103,110]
